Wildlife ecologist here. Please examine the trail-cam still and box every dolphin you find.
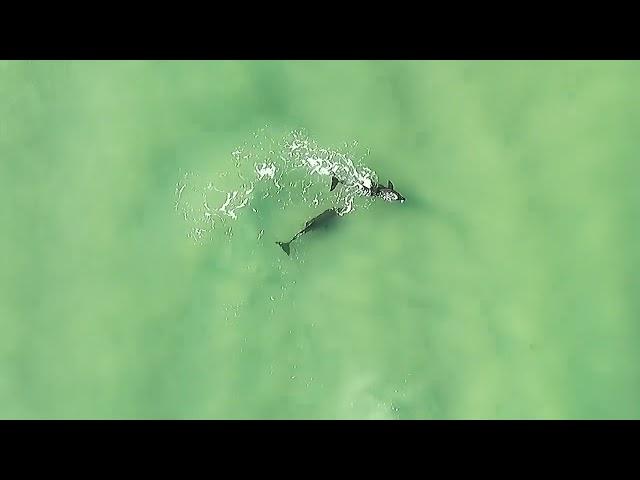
[276,207,342,256]
[330,176,405,203]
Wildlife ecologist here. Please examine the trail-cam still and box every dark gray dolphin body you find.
[276,207,342,256]
[330,176,405,203]
[276,175,404,256]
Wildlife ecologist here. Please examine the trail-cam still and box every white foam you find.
[175,129,380,244]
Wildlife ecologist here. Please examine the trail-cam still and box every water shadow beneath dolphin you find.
[275,178,469,257]
[331,173,468,245]
[398,185,469,246]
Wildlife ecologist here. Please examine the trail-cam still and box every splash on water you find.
[174,128,380,244]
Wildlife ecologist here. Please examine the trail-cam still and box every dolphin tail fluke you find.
[330,176,340,192]
[276,241,291,256]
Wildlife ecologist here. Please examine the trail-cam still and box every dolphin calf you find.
[330,176,405,203]
[276,207,342,256]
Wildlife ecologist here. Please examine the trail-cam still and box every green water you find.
[1,60,638,419]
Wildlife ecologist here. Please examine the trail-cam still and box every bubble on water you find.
[174,128,379,246]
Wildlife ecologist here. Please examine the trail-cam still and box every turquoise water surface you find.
[1,60,638,418]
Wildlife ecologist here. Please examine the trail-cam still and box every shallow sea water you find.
[1,60,638,418]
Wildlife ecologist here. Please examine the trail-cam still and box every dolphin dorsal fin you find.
[388,180,394,189]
